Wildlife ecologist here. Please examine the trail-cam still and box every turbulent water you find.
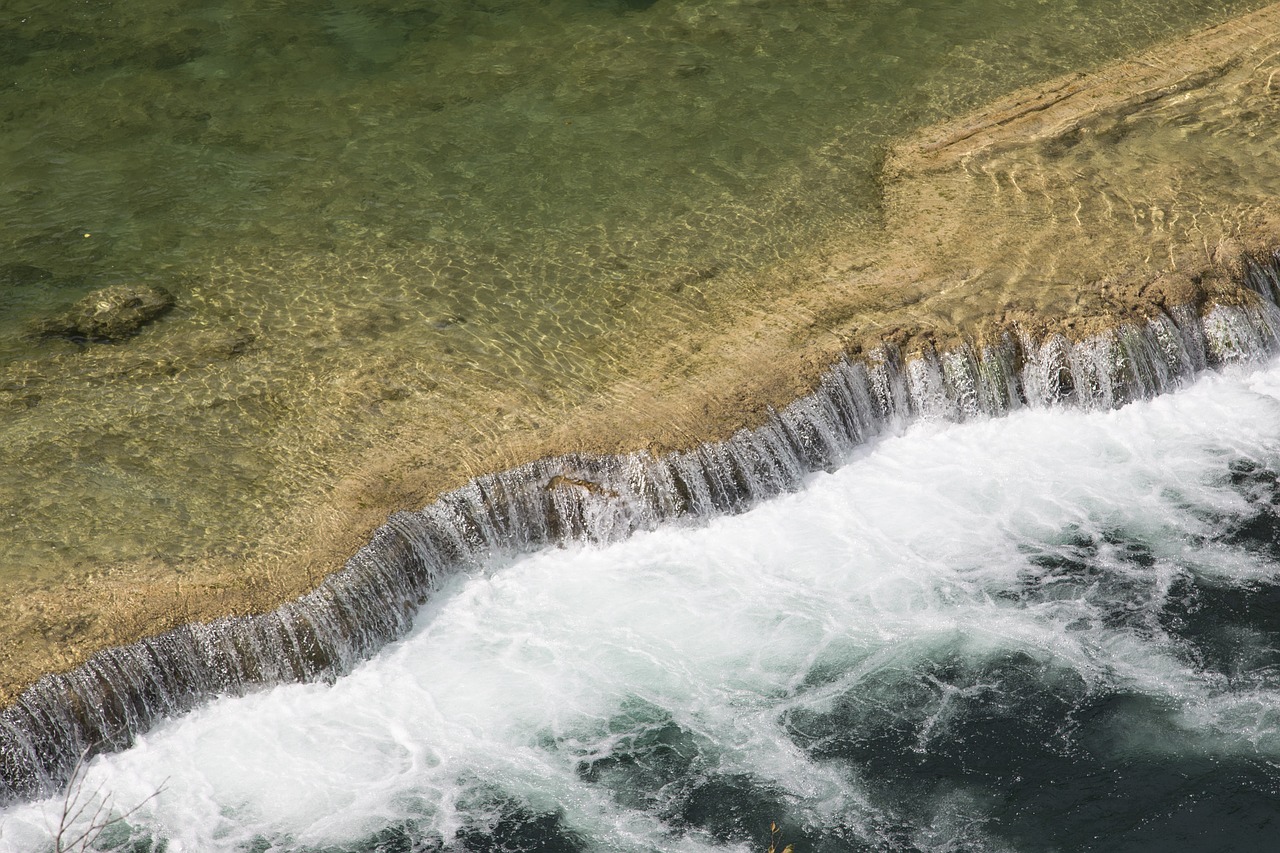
[5,353,1280,851]
[4,1,1280,850]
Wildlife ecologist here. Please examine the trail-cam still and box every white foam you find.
[6,359,1280,851]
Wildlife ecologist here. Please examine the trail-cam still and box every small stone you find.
[34,284,175,342]
[430,314,467,330]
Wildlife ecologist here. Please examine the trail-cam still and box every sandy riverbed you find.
[2,3,1278,707]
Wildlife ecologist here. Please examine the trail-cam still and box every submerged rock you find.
[34,283,175,342]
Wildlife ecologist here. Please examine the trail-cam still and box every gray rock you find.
[35,284,175,342]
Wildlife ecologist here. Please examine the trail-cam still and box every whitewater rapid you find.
[4,355,1280,851]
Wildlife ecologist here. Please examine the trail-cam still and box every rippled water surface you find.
[6,356,1280,851]
[0,0,1268,579]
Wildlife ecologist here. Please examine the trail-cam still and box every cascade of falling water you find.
[2,251,1279,805]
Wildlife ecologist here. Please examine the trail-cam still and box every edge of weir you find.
[3,250,1280,805]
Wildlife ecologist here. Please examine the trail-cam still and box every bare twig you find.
[47,748,167,853]
[767,821,794,853]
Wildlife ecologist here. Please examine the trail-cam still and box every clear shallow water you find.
[6,358,1280,851]
[0,0,1267,578]
[2,0,1259,306]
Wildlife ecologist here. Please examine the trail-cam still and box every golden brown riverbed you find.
[2,4,1279,705]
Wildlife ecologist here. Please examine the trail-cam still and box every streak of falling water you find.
[2,258,1280,850]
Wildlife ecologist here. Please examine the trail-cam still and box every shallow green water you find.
[0,0,1265,576]
[10,353,1280,851]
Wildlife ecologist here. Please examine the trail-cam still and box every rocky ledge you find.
[1,1,1280,801]
[32,283,175,343]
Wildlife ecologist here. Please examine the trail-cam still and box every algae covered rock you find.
[35,283,175,342]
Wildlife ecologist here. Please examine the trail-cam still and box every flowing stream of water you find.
[5,2,1280,850]
[0,0,1266,583]
[6,318,1280,850]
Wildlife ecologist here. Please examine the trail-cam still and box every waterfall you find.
[3,251,1279,805]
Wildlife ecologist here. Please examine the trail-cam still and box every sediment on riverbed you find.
[4,249,1280,803]
[0,1,1278,740]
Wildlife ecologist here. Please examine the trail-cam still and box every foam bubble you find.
[7,360,1280,851]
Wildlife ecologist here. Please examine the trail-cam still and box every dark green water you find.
[8,352,1280,851]
[2,0,1263,303]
